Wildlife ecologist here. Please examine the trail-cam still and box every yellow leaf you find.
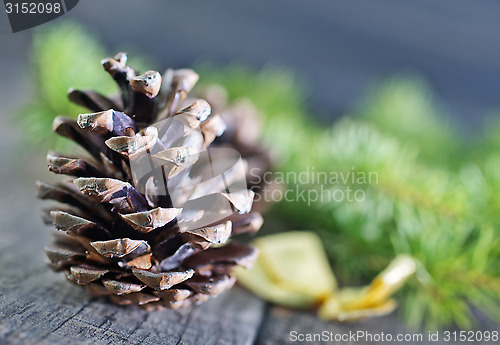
[236,232,416,323]
[341,254,416,311]
[319,291,397,321]
[254,231,337,300]
[319,255,416,321]
[234,260,316,309]
[236,231,337,308]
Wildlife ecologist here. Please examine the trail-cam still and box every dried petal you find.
[185,274,236,296]
[102,279,145,295]
[319,289,397,321]
[183,221,232,245]
[50,211,112,240]
[77,109,136,137]
[338,255,416,311]
[69,266,108,285]
[200,114,226,146]
[132,268,194,290]
[252,232,337,299]
[130,71,162,98]
[124,254,152,270]
[234,260,316,309]
[371,255,416,300]
[152,289,191,302]
[90,238,150,258]
[47,152,105,178]
[74,178,148,213]
[119,207,182,233]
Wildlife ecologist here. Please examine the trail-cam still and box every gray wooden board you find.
[0,279,265,345]
[0,204,266,345]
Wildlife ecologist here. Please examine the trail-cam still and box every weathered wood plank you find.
[0,263,265,345]
[0,165,266,345]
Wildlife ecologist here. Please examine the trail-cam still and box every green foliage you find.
[193,64,500,329]
[315,119,500,329]
[355,76,460,167]
[194,63,321,168]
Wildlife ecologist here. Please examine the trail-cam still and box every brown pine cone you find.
[37,53,264,310]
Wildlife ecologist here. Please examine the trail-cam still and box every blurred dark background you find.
[1,0,500,129]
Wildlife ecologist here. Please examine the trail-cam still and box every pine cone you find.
[37,53,264,310]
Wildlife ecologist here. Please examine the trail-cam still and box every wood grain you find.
[0,260,265,345]
[0,159,268,345]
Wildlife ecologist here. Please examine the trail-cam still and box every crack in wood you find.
[42,300,92,339]
[174,308,194,345]
[64,317,144,345]
[251,303,270,345]
[129,313,148,338]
